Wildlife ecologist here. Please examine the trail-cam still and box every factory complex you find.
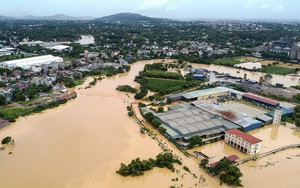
[142,86,295,154]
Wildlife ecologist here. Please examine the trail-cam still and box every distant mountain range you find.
[0,14,94,21]
[0,13,171,24]
[1,13,298,23]
[0,15,14,20]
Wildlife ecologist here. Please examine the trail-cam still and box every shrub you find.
[183,166,191,172]
[1,136,12,144]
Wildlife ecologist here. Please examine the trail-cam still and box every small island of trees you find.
[116,152,181,177]
[116,85,138,93]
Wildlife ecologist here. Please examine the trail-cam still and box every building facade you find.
[225,129,262,155]
[273,109,283,125]
[290,44,300,60]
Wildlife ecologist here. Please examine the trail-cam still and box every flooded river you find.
[190,63,300,87]
[0,60,219,188]
[0,59,299,188]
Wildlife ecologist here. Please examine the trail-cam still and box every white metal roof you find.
[1,55,63,68]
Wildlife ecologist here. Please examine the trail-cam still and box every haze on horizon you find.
[1,0,299,20]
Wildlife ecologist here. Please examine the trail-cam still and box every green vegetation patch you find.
[1,136,12,144]
[116,85,138,93]
[0,54,35,62]
[139,78,198,95]
[291,85,300,90]
[134,88,148,99]
[0,99,69,122]
[209,157,243,186]
[139,70,183,80]
[116,152,181,177]
[212,57,241,67]
[258,65,296,75]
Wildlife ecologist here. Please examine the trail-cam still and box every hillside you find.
[21,14,92,20]
[0,15,14,20]
[95,12,170,24]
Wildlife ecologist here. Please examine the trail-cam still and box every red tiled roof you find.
[227,155,239,161]
[227,129,262,144]
[243,93,279,106]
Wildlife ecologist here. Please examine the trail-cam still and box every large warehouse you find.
[142,104,240,141]
[242,93,279,109]
[182,87,244,101]
[0,55,63,70]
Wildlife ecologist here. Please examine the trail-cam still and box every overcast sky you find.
[1,0,299,20]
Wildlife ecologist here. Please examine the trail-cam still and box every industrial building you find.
[143,104,240,141]
[242,93,280,109]
[192,101,262,132]
[0,55,63,70]
[256,114,273,125]
[182,87,244,101]
[266,107,294,119]
[189,68,207,79]
[225,129,262,155]
[167,93,183,102]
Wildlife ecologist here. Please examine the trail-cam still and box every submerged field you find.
[212,56,299,75]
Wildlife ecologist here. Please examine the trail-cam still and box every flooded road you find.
[190,63,300,87]
[0,59,299,188]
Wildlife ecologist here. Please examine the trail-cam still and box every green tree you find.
[158,126,167,133]
[1,136,12,144]
[157,106,164,113]
[151,118,162,128]
[0,95,6,105]
[200,158,209,168]
[187,135,202,149]
[293,94,300,104]
[219,165,243,186]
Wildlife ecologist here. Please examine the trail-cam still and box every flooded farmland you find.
[190,63,300,87]
[0,59,299,188]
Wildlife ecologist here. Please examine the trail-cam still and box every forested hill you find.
[95,13,171,24]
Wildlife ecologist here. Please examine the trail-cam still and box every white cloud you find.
[274,5,284,11]
[260,3,271,9]
[138,0,182,11]
[243,0,285,11]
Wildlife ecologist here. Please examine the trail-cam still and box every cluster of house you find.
[0,50,132,103]
[137,41,231,59]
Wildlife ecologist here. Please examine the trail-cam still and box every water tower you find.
[273,108,283,125]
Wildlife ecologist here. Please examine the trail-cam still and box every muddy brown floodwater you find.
[190,63,300,87]
[0,59,299,188]
[0,60,218,188]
